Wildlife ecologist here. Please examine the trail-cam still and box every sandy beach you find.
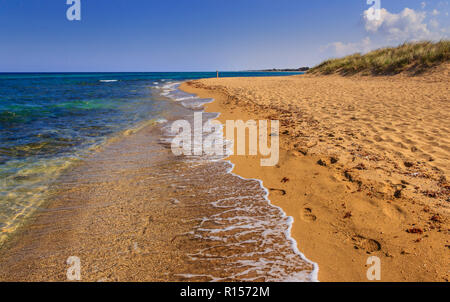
[3,0,449,288]
[180,65,450,281]
[0,69,447,282]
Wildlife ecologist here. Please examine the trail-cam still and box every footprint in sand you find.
[382,204,406,221]
[301,207,317,222]
[141,215,154,235]
[269,188,287,196]
[352,235,381,253]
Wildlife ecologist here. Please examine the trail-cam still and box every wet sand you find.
[180,65,450,282]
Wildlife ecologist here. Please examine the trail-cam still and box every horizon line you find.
[0,70,306,74]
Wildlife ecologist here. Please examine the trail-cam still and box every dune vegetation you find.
[308,40,450,75]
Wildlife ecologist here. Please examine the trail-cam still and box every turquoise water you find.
[0,72,302,236]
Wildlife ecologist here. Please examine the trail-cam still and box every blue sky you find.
[0,0,448,72]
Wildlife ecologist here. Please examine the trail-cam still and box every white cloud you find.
[431,9,440,15]
[321,37,372,57]
[320,6,449,58]
[429,19,439,28]
[363,7,443,41]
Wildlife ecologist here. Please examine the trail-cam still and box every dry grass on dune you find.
[308,40,450,75]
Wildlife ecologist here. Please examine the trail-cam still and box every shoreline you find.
[221,153,320,282]
[179,71,449,282]
[0,79,319,281]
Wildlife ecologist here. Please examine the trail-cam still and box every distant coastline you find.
[247,67,310,72]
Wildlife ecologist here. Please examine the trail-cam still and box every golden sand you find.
[180,65,450,281]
